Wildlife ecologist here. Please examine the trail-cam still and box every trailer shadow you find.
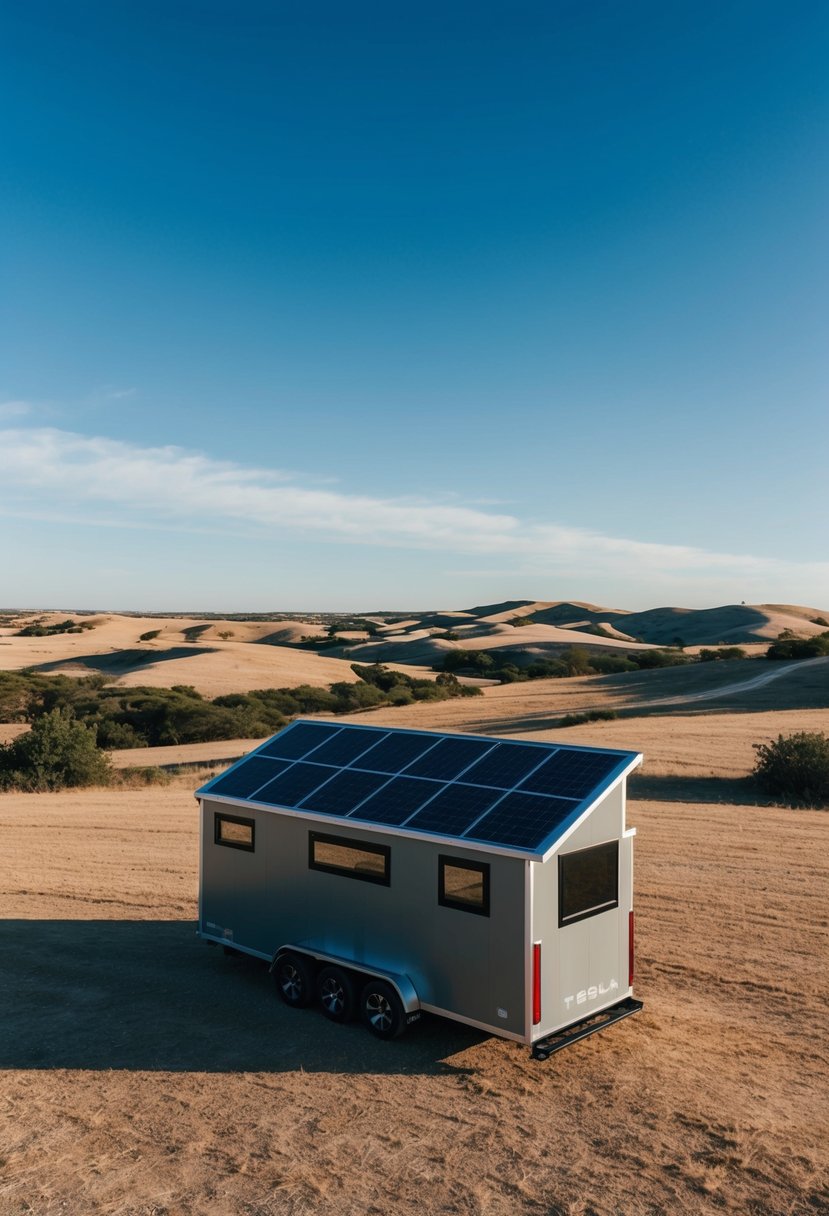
[0,919,484,1075]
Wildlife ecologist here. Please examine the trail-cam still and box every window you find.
[215,812,255,852]
[308,831,390,886]
[559,840,618,926]
[438,855,490,916]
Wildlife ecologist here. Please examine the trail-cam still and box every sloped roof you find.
[197,720,641,860]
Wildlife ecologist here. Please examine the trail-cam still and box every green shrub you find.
[753,732,829,805]
[558,710,618,728]
[0,709,112,791]
[766,632,829,660]
[699,647,747,662]
[139,630,161,642]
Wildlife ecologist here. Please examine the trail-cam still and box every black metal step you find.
[531,997,643,1060]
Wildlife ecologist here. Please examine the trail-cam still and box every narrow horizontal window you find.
[559,840,618,926]
[215,812,255,852]
[309,831,390,886]
[438,855,490,916]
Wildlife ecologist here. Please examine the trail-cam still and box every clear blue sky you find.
[2,1,827,611]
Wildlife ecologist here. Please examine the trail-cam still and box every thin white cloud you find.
[0,400,32,419]
[100,386,138,401]
[0,427,827,596]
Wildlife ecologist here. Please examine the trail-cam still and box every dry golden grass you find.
[1,773,826,1215]
[1,620,827,1214]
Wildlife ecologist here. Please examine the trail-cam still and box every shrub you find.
[139,630,161,642]
[558,710,618,728]
[0,709,112,791]
[766,632,829,660]
[753,732,829,806]
[699,647,747,662]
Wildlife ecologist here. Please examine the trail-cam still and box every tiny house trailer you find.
[196,720,643,1058]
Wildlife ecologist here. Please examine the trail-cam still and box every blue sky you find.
[2,1,827,611]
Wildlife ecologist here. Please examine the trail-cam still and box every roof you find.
[197,720,642,861]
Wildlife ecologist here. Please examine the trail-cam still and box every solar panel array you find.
[201,721,636,855]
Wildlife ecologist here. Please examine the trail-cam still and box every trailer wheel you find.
[359,979,406,1040]
[316,966,356,1023]
[274,952,314,1008]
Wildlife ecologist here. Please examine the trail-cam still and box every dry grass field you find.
[2,662,829,1216]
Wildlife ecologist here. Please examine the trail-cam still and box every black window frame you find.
[214,811,255,852]
[308,831,391,886]
[438,854,491,917]
[558,839,619,927]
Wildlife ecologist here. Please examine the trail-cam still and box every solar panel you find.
[207,756,292,799]
[518,749,622,801]
[405,737,495,781]
[349,776,444,825]
[199,720,640,856]
[466,791,580,850]
[406,783,505,835]
[460,742,548,790]
[307,727,385,769]
[352,732,437,774]
[298,767,390,816]
[259,722,340,761]
[255,762,336,808]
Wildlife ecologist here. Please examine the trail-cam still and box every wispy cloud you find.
[100,386,138,401]
[0,427,827,595]
[0,400,32,419]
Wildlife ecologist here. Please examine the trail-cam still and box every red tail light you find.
[532,942,542,1025]
[629,910,635,987]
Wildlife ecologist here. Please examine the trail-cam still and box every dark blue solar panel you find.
[352,733,437,774]
[519,749,622,800]
[349,776,444,825]
[466,791,579,850]
[461,742,548,790]
[298,768,390,816]
[259,722,340,761]
[202,720,639,855]
[406,783,505,835]
[207,756,291,799]
[306,727,385,769]
[405,737,495,781]
[255,762,336,808]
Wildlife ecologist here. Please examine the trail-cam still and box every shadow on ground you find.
[28,646,219,675]
[628,774,766,805]
[0,920,484,1075]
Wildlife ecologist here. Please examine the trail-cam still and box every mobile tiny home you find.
[196,720,643,1057]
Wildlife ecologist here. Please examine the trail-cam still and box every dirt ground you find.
[2,707,828,1214]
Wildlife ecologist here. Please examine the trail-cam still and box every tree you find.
[0,708,112,791]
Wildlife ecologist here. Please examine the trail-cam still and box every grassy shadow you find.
[0,920,483,1075]
[628,773,766,805]
[27,646,219,675]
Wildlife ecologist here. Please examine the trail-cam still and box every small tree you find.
[0,708,112,791]
[753,731,829,806]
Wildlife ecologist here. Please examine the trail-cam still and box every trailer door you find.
[555,840,622,1025]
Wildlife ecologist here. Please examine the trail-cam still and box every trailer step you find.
[531,997,643,1060]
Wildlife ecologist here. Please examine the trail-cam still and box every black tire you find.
[316,966,356,1023]
[273,952,315,1008]
[359,978,406,1040]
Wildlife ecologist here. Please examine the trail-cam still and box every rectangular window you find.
[559,840,618,926]
[438,855,490,916]
[214,812,255,852]
[308,831,390,885]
